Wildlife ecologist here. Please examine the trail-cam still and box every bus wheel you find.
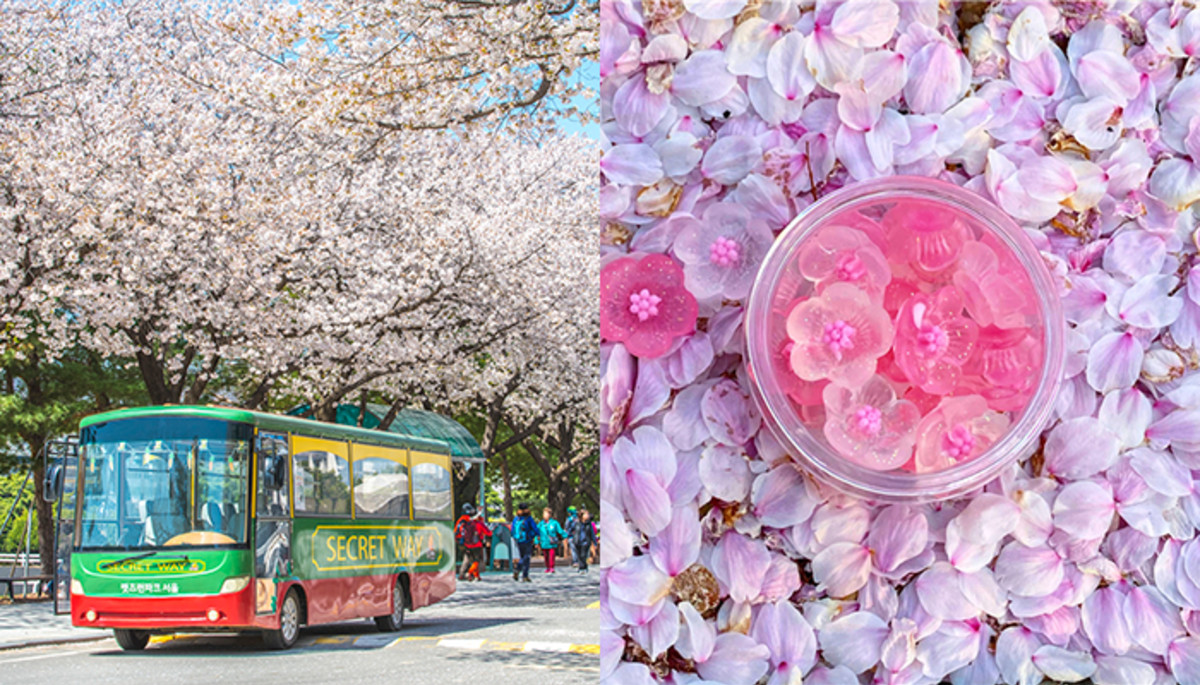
[113,629,150,651]
[374,579,406,632]
[263,589,302,650]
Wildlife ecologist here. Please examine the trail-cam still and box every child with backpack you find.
[510,503,538,582]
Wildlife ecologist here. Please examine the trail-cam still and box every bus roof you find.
[79,405,451,454]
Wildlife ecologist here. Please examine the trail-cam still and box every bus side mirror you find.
[43,464,65,503]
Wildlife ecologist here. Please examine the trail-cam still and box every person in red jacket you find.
[461,509,492,581]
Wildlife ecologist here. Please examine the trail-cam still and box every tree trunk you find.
[498,451,513,521]
[28,437,55,578]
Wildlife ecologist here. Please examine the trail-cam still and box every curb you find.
[0,633,109,652]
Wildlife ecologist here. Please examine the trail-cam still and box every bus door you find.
[254,432,292,615]
[41,437,78,615]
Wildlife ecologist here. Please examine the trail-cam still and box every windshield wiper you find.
[99,551,158,570]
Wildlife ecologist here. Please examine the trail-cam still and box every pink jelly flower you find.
[913,395,1011,473]
[822,376,921,471]
[600,254,699,359]
[673,203,774,301]
[882,198,971,277]
[958,325,1044,412]
[796,225,892,301]
[786,282,894,388]
[953,239,1036,329]
[894,286,979,395]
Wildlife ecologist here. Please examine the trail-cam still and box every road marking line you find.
[438,638,486,649]
[485,641,525,651]
[523,641,570,653]
[568,644,600,654]
[314,636,354,645]
[0,650,78,665]
[586,601,600,609]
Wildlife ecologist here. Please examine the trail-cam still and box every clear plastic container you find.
[744,176,1064,502]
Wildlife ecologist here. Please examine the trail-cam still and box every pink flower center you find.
[853,405,882,436]
[709,236,741,268]
[834,252,866,281]
[628,288,662,322]
[822,320,857,356]
[941,424,976,460]
[917,324,949,355]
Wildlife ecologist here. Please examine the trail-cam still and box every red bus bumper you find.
[71,585,257,630]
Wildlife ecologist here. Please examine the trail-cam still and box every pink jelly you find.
[745,177,1064,502]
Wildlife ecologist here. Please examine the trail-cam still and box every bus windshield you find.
[77,416,252,550]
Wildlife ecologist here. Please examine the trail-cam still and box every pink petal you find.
[860,50,907,102]
[834,82,881,132]
[1011,48,1063,98]
[701,135,762,185]
[1081,584,1132,655]
[682,0,747,20]
[994,542,1064,597]
[613,425,677,484]
[954,492,1020,544]
[835,124,883,180]
[1124,584,1186,655]
[868,505,929,575]
[600,628,623,680]
[1097,388,1152,449]
[610,663,655,685]
[830,0,898,48]
[1053,481,1115,540]
[766,32,815,102]
[1149,158,1200,212]
[649,504,700,576]
[1147,409,1200,449]
[711,530,769,603]
[607,554,672,610]
[629,600,679,658]
[1169,637,1200,685]
[904,40,964,113]
[601,144,664,186]
[818,611,888,674]
[1007,7,1051,62]
[1043,416,1121,479]
[1086,331,1144,393]
[701,378,761,446]
[916,621,985,680]
[916,562,980,620]
[623,469,673,536]
[1130,447,1193,497]
[1074,51,1141,103]
[614,75,670,137]
[1092,656,1156,685]
[671,50,736,106]
[751,464,817,529]
[628,357,670,425]
[726,17,779,77]
[812,541,871,597]
[750,601,817,675]
[804,28,863,90]
[677,601,715,662]
[996,627,1043,685]
[1118,274,1184,328]
[1061,96,1123,150]
[699,444,753,502]
[698,632,771,685]
[1031,645,1097,682]
[959,568,1008,618]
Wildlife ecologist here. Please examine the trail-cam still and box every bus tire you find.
[263,589,302,650]
[114,629,150,651]
[374,578,406,632]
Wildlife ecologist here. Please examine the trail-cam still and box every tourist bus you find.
[51,405,457,650]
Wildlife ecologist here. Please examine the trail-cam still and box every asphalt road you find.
[0,569,599,684]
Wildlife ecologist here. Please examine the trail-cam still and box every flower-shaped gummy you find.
[786,282,895,388]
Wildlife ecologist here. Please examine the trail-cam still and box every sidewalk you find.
[0,600,107,651]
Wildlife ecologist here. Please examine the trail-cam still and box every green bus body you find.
[68,406,458,643]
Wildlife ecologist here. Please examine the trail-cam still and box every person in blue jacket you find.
[510,503,538,583]
[537,507,567,573]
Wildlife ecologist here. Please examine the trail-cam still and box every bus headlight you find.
[71,579,84,595]
[219,576,250,594]
[85,609,97,622]
[207,608,221,622]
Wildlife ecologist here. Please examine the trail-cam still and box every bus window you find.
[291,436,351,516]
[256,433,290,517]
[352,446,409,519]
[410,454,452,520]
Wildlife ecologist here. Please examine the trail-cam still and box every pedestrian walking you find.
[571,508,597,573]
[490,518,512,571]
[454,502,475,565]
[456,504,490,581]
[537,507,566,573]
[564,506,579,567]
[511,503,538,582]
